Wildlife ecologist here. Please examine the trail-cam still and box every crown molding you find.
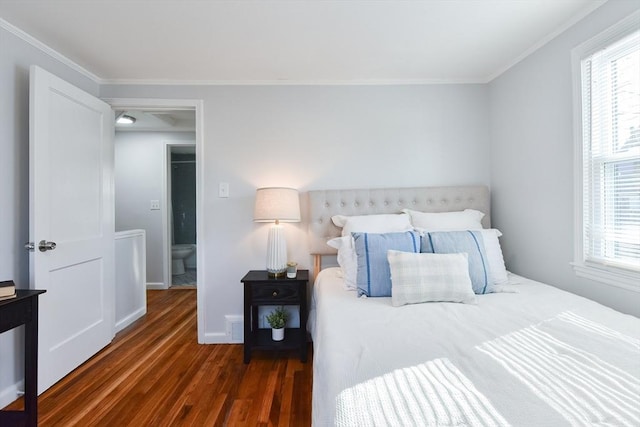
[486,0,607,83]
[0,17,102,84]
[100,78,486,86]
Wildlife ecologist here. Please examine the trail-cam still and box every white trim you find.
[163,144,171,287]
[571,11,640,60]
[201,332,233,344]
[116,127,195,133]
[114,228,146,240]
[487,0,608,82]
[107,98,203,109]
[194,102,205,344]
[572,263,640,293]
[0,17,101,84]
[101,78,485,86]
[0,380,24,409]
[571,11,640,292]
[572,34,586,284]
[106,97,207,345]
[146,282,168,290]
[115,307,147,333]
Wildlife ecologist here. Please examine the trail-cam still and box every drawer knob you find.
[272,291,278,297]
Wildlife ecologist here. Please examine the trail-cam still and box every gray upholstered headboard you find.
[307,185,490,255]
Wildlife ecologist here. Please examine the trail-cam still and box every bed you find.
[306,186,640,426]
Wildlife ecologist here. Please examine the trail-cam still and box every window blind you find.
[581,29,640,272]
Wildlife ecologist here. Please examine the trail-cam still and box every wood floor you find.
[4,289,313,426]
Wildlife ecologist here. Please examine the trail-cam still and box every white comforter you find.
[308,268,640,426]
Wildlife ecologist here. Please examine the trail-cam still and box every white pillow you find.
[388,250,477,306]
[332,213,412,237]
[402,208,484,231]
[480,229,509,285]
[327,236,357,290]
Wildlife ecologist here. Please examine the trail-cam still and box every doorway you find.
[168,144,197,288]
[108,98,205,343]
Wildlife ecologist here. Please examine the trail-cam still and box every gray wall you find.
[101,84,491,335]
[115,131,196,285]
[0,25,99,405]
[489,0,640,316]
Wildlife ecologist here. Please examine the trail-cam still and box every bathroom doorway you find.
[168,144,197,288]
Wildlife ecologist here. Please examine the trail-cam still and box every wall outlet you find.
[150,200,160,210]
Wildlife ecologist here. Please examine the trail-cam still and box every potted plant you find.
[266,306,288,341]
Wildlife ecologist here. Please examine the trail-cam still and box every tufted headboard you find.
[307,185,490,255]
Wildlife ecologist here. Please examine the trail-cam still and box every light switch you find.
[150,200,160,210]
[219,182,229,198]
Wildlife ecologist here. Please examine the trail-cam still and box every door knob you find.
[38,240,57,252]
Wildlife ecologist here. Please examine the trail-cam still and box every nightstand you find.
[241,270,309,363]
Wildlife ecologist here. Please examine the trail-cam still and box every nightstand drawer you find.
[251,283,300,302]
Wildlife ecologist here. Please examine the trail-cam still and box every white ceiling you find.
[0,0,607,84]
[115,109,196,132]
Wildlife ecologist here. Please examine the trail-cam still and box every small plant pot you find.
[272,327,285,341]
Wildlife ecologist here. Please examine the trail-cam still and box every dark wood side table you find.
[241,270,309,364]
[0,289,46,427]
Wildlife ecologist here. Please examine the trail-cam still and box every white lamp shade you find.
[253,187,301,223]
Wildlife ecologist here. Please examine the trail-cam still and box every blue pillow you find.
[421,231,494,294]
[353,231,420,297]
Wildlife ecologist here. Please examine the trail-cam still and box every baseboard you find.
[146,282,167,290]
[200,332,230,344]
[115,306,147,333]
[0,380,23,409]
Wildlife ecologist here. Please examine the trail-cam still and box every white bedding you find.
[308,268,640,426]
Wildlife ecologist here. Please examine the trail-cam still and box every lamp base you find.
[267,269,286,278]
[266,224,287,277]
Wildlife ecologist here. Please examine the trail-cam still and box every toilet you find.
[171,244,195,275]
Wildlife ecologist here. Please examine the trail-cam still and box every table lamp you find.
[253,187,301,277]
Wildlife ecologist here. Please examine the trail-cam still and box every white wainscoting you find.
[115,229,147,332]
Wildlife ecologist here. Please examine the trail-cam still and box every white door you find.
[29,66,115,394]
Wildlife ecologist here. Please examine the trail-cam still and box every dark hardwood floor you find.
[4,289,313,426]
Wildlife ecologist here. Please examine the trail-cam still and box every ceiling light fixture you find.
[116,114,136,125]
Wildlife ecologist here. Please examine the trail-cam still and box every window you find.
[573,13,640,291]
